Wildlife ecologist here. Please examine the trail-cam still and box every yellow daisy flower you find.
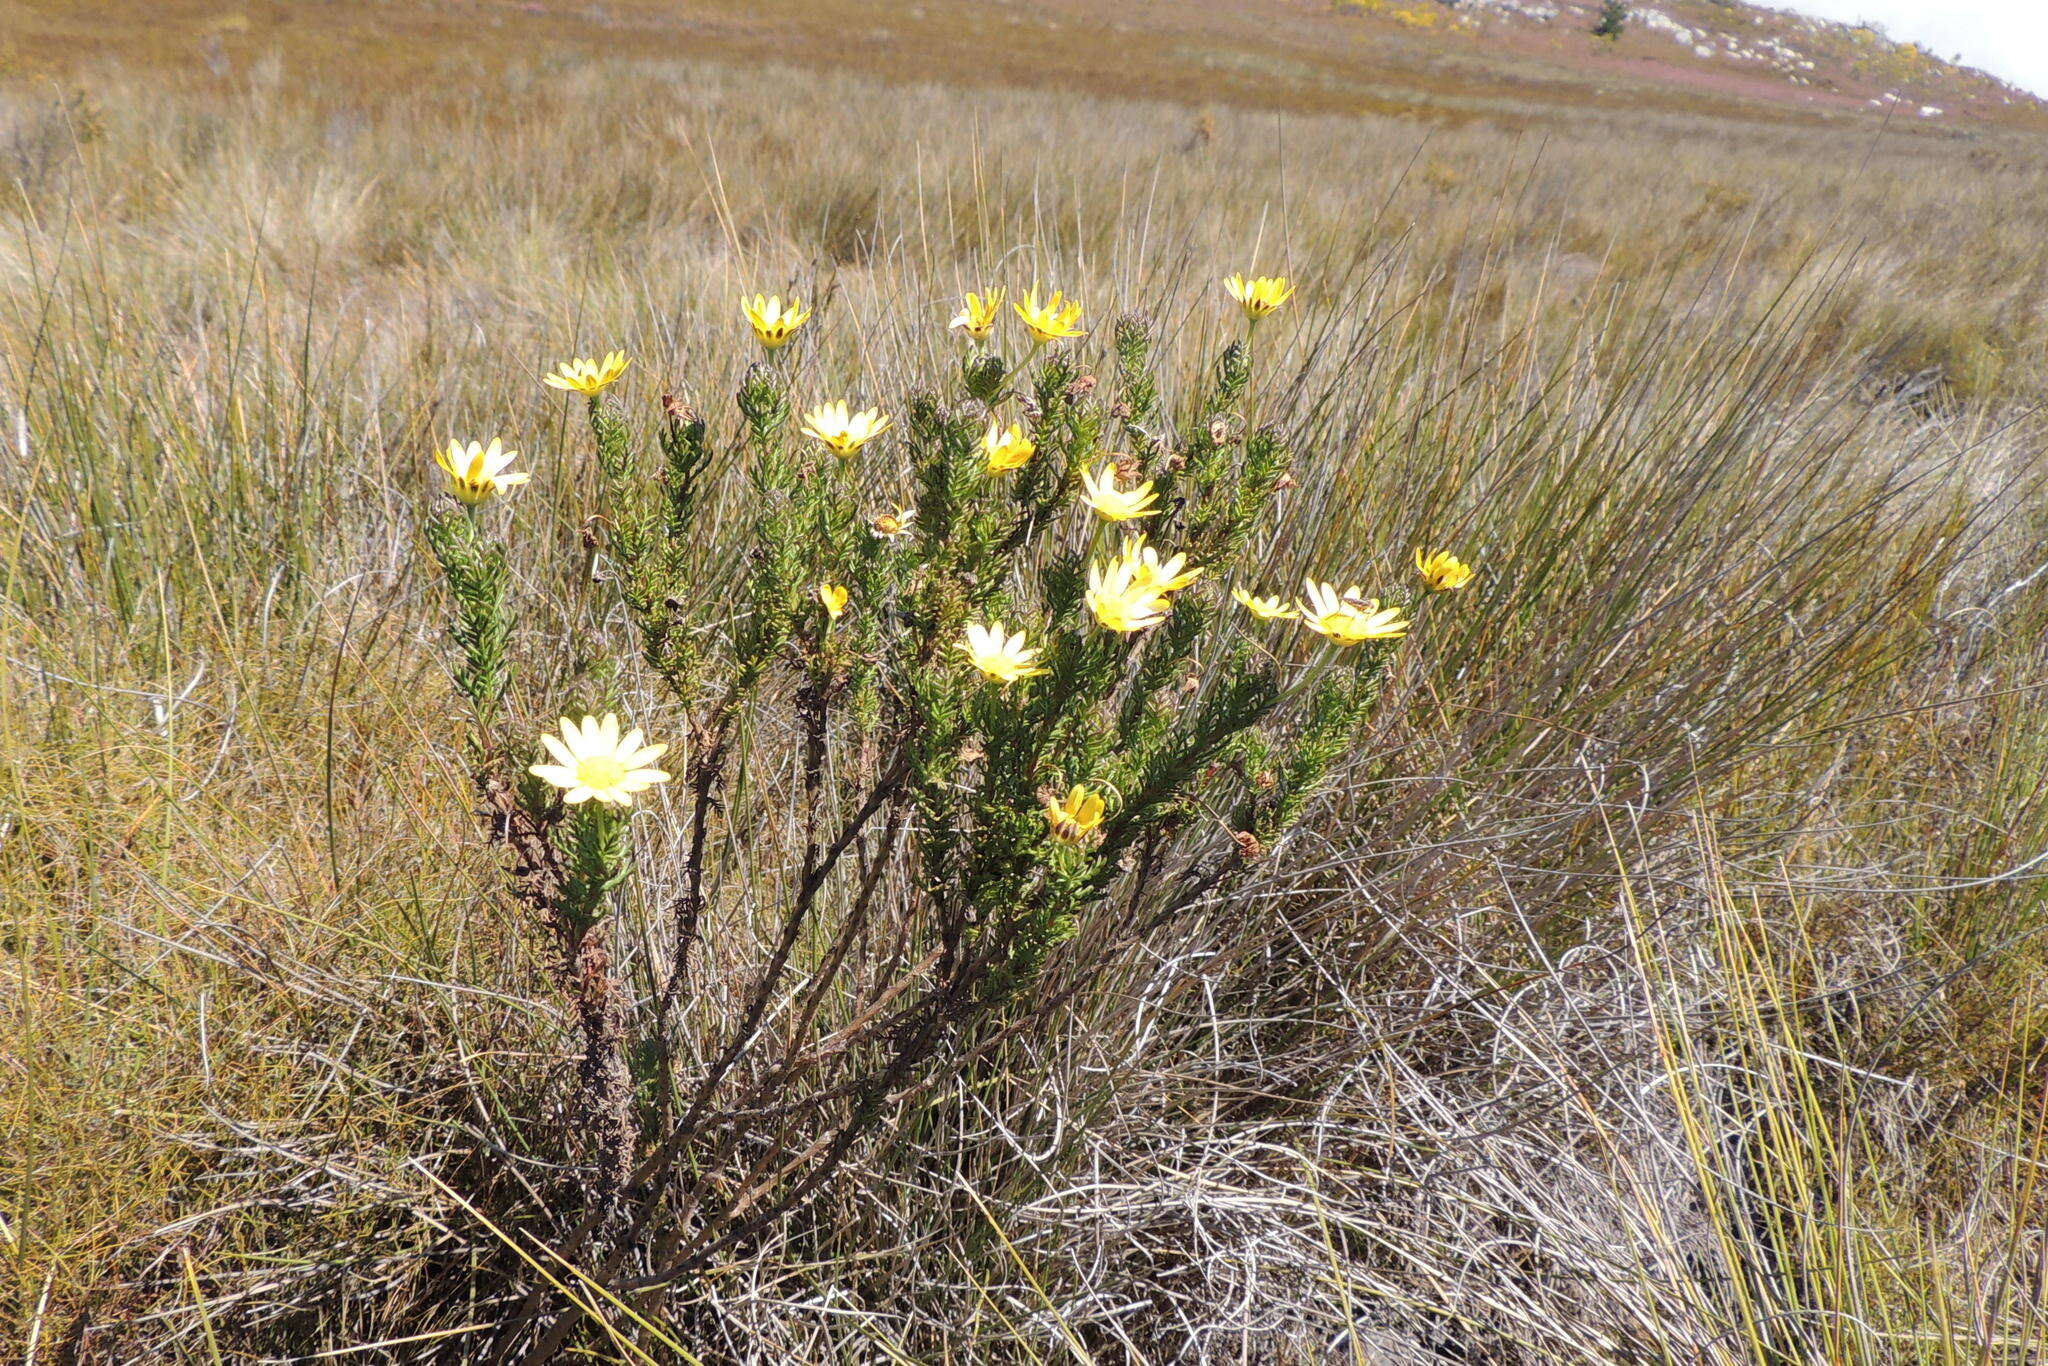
[528,714,672,807]
[1297,579,1410,645]
[433,438,530,505]
[802,401,892,458]
[1232,586,1297,620]
[1042,784,1107,844]
[1224,274,1296,320]
[1120,536,1203,594]
[983,420,1036,474]
[870,507,917,540]
[1013,286,1086,345]
[543,351,631,395]
[1079,463,1160,521]
[742,294,812,350]
[817,582,850,621]
[950,288,1006,341]
[1415,548,1475,592]
[1085,555,1171,634]
[960,620,1047,683]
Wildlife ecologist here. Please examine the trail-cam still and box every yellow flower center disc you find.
[575,755,628,790]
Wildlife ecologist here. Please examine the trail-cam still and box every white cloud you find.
[1760,0,2048,97]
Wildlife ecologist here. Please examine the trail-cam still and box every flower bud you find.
[964,354,1006,403]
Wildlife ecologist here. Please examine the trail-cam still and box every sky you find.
[1768,1,2048,97]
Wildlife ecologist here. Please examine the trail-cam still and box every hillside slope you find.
[8,0,2046,133]
[1353,0,2046,124]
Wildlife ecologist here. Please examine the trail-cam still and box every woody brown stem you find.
[569,927,635,1213]
[477,772,636,1215]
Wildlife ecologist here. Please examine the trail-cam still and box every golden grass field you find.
[4,2,2048,1361]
